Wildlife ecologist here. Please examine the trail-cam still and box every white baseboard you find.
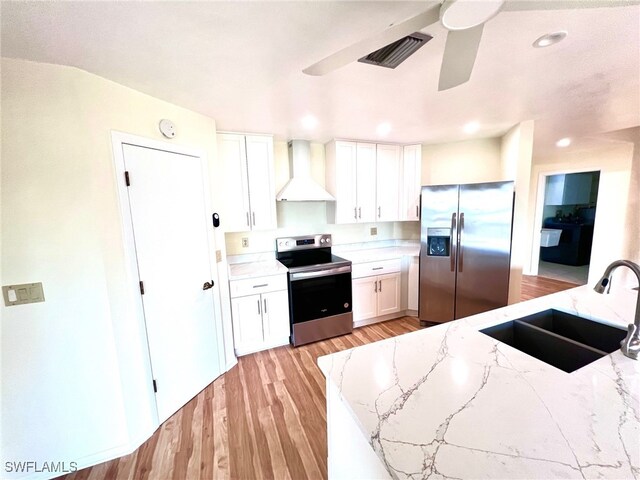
[235,336,289,357]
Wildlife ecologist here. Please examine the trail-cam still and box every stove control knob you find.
[325,237,331,244]
[285,241,290,246]
[320,238,325,244]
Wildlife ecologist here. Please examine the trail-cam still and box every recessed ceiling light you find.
[301,115,318,130]
[377,122,391,136]
[533,31,567,48]
[556,137,572,148]
[463,121,480,134]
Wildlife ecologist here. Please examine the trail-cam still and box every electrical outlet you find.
[215,250,222,262]
[370,227,378,236]
[242,237,249,248]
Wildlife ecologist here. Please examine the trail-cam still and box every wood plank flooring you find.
[61,276,576,480]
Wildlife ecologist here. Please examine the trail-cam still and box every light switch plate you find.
[370,227,378,236]
[3,283,45,306]
[242,238,249,248]
[216,250,222,263]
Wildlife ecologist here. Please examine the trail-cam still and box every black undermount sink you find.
[480,309,627,373]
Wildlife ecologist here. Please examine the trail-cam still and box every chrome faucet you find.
[594,260,640,360]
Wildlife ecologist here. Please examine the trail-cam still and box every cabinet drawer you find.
[352,258,401,279]
[230,274,287,298]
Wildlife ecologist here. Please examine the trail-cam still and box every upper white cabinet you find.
[218,133,277,232]
[544,172,594,206]
[326,140,405,224]
[400,145,422,221]
[376,144,401,222]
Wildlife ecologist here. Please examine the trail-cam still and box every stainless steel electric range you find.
[276,234,353,346]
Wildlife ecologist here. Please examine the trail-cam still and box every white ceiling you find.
[2,1,639,155]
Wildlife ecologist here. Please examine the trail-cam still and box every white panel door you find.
[356,143,377,222]
[376,144,401,222]
[122,144,222,423]
[352,277,377,322]
[230,294,265,351]
[334,141,358,223]
[218,133,251,231]
[246,135,276,230]
[262,290,291,343]
[402,144,422,221]
[378,273,401,316]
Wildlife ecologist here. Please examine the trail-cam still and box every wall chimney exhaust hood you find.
[276,140,335,201]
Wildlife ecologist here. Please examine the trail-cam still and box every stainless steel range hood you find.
[276,140,335,202]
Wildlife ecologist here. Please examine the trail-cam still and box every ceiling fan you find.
[303,0,638,91]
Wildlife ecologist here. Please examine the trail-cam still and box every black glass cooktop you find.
[276,248,348,269]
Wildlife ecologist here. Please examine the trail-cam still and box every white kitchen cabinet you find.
[407,256,419,311]
[401,145,422,221]
[218,133,276,232]
[352,258,402,325]
[229,274,289,356]
[356,143,377,222]
[376,144,401,222]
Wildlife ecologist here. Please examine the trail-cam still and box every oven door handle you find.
[290,265,351,281]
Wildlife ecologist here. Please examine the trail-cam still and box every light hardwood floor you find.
[61,275,577,480]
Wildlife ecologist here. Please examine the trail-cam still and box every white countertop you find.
[318,285,640,479]
[336,245,419,264]
[228,260,287,280]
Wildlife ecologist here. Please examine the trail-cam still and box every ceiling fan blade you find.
[303,5,440,76]
[502,0,639,12]
[438,24,484,91]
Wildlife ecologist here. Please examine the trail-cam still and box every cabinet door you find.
[356,143,377,222]
[334,141,358,223]
[563,173,592,205]
[230,294,264,351]
[544,174,565,206]
[262,290,291,343]
[352,277,377,322]
[376,144,401,222]
[218,134,251,232]
[377,273,401,316]
[401,145,422,221]
[408,257,419,311]
[246,135,277,230]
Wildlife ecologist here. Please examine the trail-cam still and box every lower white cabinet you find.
[352,259,402,324]
[229,274,290,356]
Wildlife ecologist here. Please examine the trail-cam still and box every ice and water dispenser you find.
[426,228,450,257]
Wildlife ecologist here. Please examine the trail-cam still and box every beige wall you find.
[1,58,232,470]
[421,137,502,185]
[527,141,635,285]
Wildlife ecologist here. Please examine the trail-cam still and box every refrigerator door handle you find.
[450,212,457,272]
[459,212,465,272]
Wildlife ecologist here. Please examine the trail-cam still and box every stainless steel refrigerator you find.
[419,181,514,325]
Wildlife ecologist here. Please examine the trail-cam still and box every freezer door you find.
[419,185,459,323]
[455,181,514,319]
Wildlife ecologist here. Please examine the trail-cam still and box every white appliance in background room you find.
[419,181,515,326]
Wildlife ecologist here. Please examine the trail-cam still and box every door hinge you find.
[125,171,131,186]
[152,379,157,393]
[139,281,145,295]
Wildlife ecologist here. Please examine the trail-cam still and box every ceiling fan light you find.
[533,31,567,48]
[440,0,505,31]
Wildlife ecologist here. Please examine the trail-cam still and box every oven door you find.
[289,266,352,324]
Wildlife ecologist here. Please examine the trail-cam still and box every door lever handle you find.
[202,281,215,290]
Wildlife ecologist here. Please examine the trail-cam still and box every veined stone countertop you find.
[318,285,640,479]
[228,260,287,281]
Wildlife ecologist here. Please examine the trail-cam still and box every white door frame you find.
[528,167,601,276]
[110,131,227,421]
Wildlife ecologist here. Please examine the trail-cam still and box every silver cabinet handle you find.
[372,267,383,271]
[416,205,419,218]
[374,280,378,293]
[257,298,261,315]
[358,207,361,219]
[263,298,267,313]
[379,280,382,292]
[253,283,268,288]
[450,212,457,272]
[246,212,250,227]
[354,207,357,220]
[459,212,465,273]
[378,206,381,218]
[252,212,256,226]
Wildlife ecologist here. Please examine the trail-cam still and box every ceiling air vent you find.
[358,32,432,69]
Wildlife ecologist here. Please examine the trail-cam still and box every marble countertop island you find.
[318,285,640,479]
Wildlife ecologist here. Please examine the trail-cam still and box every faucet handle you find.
[621,323,640,360]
